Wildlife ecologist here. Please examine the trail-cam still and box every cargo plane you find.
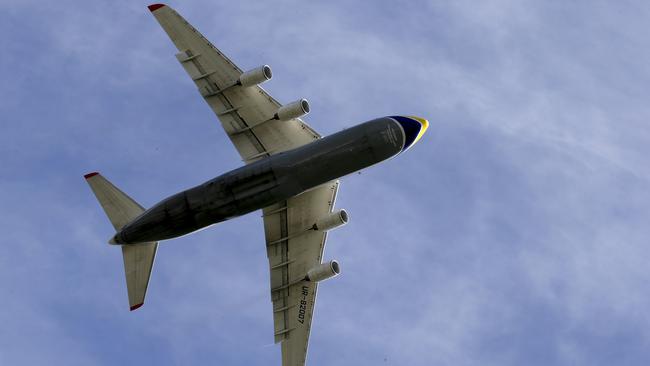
[85,4,428,366]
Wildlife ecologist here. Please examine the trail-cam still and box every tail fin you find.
[84,172,158,311]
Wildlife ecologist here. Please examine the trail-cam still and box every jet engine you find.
[305,260,340,282]
[238,65,273,87]
[313,209,348,231]
[274,99,310,120]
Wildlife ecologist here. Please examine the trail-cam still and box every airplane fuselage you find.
[112,116,419,244]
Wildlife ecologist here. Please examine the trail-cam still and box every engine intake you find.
[274,99,310,121]
[305,260,340,282]
[238,65,273,87]
[313,209,349,231]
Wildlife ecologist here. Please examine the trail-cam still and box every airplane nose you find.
[390,116,429,151]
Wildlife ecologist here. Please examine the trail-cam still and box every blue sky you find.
[1,1,650,365]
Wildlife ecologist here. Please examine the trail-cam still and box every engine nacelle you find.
[274,99,310,121]
[313,209,349,231]
[305,260,340,282]
[237,65,272,87]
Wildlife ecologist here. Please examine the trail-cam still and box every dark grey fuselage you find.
[114,117,406,244]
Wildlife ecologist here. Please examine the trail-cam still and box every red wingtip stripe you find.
[130,303,144,311]
[148,4,165,11]
[84,172,99,179]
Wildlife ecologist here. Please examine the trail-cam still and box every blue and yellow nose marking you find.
[390,116,429,151]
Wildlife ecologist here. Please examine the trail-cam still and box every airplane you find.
[84,4,428,366]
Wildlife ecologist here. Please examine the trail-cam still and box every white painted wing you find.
[263,181,340,366]
[149,5,320,163]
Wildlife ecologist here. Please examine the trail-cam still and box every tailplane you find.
[84,172,158,311]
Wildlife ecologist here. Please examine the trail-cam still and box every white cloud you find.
[2,1,650,365]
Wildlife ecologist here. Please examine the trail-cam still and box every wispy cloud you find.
[1,1,649,365]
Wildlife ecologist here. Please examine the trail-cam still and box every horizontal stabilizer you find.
[84,172,158,311]
[84,172,144,231]
[122,242,158,310]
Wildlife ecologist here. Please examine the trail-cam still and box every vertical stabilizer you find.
[84,172,158,311]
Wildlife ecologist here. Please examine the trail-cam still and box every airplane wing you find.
[263,180,340,366]
[149,5,341,366]
[148,4,321,163]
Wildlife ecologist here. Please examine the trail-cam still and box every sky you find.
[1,0,650,365]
